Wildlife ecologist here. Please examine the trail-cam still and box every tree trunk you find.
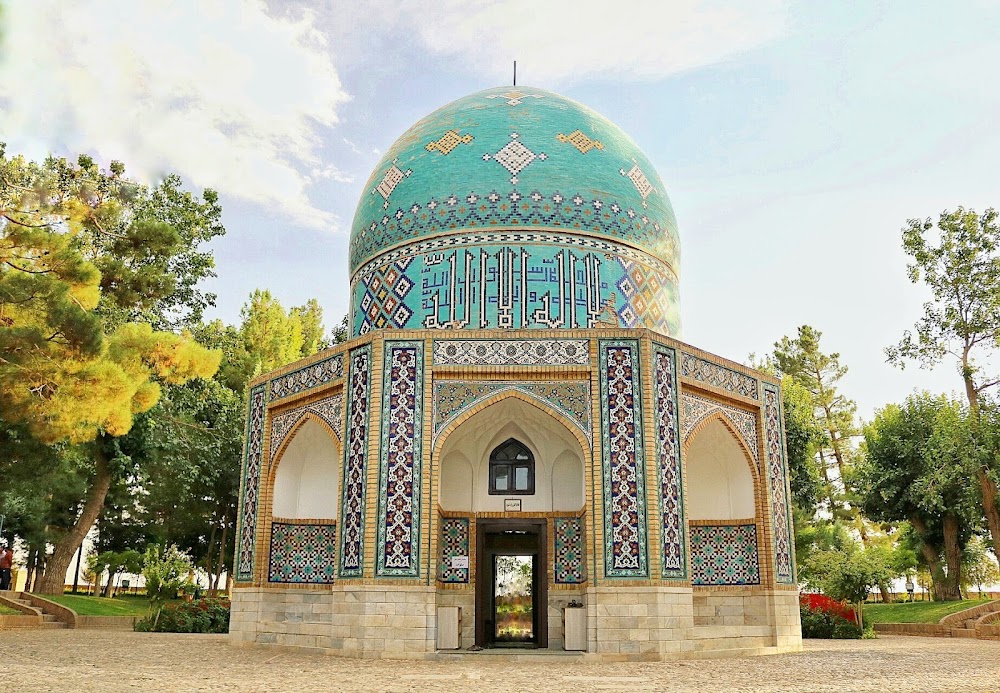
[962,367,1000,567]
[941,513,964,601]
[36,439,114,595]
[215,518,229,596]
[204,521,218,595]
[911,516,948,601]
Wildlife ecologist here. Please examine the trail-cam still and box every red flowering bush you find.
[800,593,858,624]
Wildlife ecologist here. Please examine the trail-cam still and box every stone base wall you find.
[232,586,801,659]
[231,585,436,659]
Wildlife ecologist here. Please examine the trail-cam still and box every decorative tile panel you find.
[268,522,337,584]
[338,346,371,578]
[235,383,267,582]
[690,524,761,586]
[432,339,589,366]
[438,517,470,583]
[652,344,686,579]
[269,354,344,401]
[432,380,591,444]
[357,257,417,331]
[269,394,343,463]
[599,340,648,578]
[680,352,758,400]
[376,342,424,577]
[680,393,760,465]
[764,384,795,584]
[554,517,586,584]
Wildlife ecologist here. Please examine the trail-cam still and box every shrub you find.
[134,598,230,633]
[799,593,865,639]
[800,592,858,624]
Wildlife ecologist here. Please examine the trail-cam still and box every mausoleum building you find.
[229,87,802,659]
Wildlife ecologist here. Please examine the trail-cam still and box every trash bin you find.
[563,603,586,651]
[437,606,463,649]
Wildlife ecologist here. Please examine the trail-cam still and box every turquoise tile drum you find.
[376,341,424,577]
[599,339,649,578]
[689,524,761,586]
[349,87,681,338]
[234,383,267,582]
[268,522,338,584]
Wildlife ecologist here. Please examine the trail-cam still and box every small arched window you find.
[489,438,535,495]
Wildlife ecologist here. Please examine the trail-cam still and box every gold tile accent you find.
[425,130,474,155]
[557,129,605,154]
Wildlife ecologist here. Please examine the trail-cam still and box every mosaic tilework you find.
[764,384,795,584]
[269,394,343,463]
[483,132,547,185]
[554,517,586,584]
[484,89,545,106]
[438,517,470,583]
[426,130,474,155]
[556,130,604,154]
[235,384,267,582]
[357,257,416,331]
[689,524,761,586]
[680,352,758,400]
[433,380,591,444]
[432,339,589,366]
[338,346,371,578]
[599,340,648,578]
[376,342,424,577]
[268,522,337,584]
[680,393,760,465]
[351,232,679,336]
[652,344,686,579]
[269,354,345,401]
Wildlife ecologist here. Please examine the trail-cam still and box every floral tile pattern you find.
[653,344,686,579]
[235,383,267,582]
[339,346,371,578]
[764,384,795,583]
[269,354,344,401]
[680,352,758,400]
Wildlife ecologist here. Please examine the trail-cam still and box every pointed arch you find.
[683,413,759,521]
[269,414,341,520]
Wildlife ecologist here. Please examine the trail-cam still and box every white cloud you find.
[391,0,788,83]
[0,0,350,230]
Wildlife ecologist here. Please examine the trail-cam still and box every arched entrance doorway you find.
[435,394,587,648]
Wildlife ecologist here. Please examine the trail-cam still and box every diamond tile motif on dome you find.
[483,133,546,185]
[557,130,604,154]
[372,158,412,210]
[620,163,654,208]
[426,130,474,155]
[484,89,545,106]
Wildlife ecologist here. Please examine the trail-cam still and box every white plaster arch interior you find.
[684,417,756,520]
[272,417,341,520]
[437,396,585,513]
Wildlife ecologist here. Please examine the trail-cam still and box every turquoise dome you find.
[349,86,681,336]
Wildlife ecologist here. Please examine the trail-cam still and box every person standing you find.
[0,540,13,590]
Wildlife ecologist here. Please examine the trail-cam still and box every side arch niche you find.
[436,394,586,513]
[684,415,761,587]
[272,416,341,520]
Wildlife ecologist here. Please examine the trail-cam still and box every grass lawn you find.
[42,594,157,617]
[864,599,993,624]
[0,604,22,615]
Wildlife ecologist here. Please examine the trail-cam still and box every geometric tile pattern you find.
[269,354,345,401]
[680,352,759,400]
[614,257,677,330]
[425,130,474,155]
[680,393,760,465]
[357,257,417,334]
[763,384,795,584]
[350,189,673,276]
[484,89,546,106]
[269,394,343,463]
[482,132,547,185]
[556,129,604,154]
[690,524,761,586]
[599,340,648,578]
[438,517,470,584]
[339,346,371,578]
[653,344,686,579]
[376,342,424,577]
[268,522,338,584]
[432,339,590,366]
[554,516,586,584]
[620,163,654,208]
[432,380,591,444]
[235,383,267,582]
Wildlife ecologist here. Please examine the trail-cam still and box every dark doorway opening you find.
[476,519,547,648]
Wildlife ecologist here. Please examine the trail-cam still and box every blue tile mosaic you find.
[690,524,760,586]
[268,522,337,584]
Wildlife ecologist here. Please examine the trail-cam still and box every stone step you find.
[42,614,58,622]
[950,628,978,638]
[36,621,67,629]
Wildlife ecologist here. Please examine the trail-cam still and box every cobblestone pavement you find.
[1,630,998,692]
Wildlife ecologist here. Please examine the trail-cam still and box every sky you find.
[2,0,999,421]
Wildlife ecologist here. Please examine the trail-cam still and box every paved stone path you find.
[1,630,998,692]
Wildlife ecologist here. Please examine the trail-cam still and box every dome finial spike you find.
[513,60,517,87]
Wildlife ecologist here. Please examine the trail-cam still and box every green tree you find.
[142,544,193,628]
[781,376,825,509]
[961,536,1000,598]
[857,393,981,600]
[886,207,1000,561]
[0,148,222,593]
[813,545,895,624]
